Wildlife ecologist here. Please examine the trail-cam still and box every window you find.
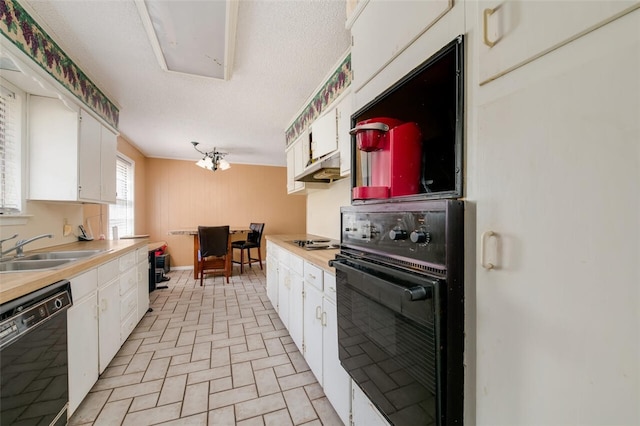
[0,81,23,214]
[109,154,134,239]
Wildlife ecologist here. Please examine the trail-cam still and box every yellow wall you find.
[145,158,306,267]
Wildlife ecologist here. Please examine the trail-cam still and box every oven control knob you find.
[404,286,431,301]
[388,229,408,240]
[410,230,431,244]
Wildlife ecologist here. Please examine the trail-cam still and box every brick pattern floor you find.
[69,267,343,426]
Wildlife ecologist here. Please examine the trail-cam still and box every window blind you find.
[109,155,134,238]
[0,84,22,213]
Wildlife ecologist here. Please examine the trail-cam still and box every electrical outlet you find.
[63,218,71,236]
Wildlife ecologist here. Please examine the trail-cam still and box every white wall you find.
[306,178,351,240]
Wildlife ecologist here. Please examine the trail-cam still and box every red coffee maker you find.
[350,117,422,200]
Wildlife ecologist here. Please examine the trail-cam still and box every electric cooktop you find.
[288,239,340,250]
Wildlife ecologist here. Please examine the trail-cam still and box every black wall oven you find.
[332,200,464,425]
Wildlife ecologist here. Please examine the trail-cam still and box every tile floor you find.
[69,266,344,426]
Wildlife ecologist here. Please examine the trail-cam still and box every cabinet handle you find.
[308,273,316,281]
[316,306,322,319]
[321,311,327,326]
[481,230,497,270]
[483,7,497,48]
[101,298,107,311]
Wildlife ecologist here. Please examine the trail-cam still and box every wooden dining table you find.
[168,227,250,279]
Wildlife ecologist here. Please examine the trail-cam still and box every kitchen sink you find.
[0,259,73,272]
[20,249,105,260]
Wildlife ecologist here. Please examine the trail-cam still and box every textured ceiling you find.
[21,0,351,167]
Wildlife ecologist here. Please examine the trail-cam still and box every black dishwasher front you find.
[0,280,72,426]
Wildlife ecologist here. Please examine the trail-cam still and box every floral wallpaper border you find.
[285,53,352,147]
[0,0,119,128]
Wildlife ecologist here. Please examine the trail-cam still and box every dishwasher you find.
[1,280,73,426]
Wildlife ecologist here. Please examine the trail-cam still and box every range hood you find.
[294,153,346,183]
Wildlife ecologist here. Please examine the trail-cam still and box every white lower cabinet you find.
[266,241,279,309]
[321,274,351,426]
[67,246,148,417]
[137,249,150,321]
[97,260,121,374]
[267,243,352,425]
[352,381,390,426]
[67,269,99,416]
[288,256,304,352]
[277,260,291,328]
[303,281,324,382]
[302,269,351,425]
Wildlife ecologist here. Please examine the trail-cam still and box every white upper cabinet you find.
[336,93,353,176]
[78,110,101,201]
[310,107,337,160]
[286,129,311,194]
[477,0,640,85]
[100,125,117,203]
[28,95,79,201]
[350,0,453,92]
[28,95,118,204]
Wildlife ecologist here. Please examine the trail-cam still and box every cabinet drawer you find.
[71,268,98,301]
[120,288,137,320]
[290,254,304,276]
[120,267,137,295]
[120,310,137,344]
[304,262,323,291]
[324,271,337,303]
[98,259,119,287]
[136,247,148,264]
[119,250,136,272]
[279,250,290,265]
[267,242,279,259]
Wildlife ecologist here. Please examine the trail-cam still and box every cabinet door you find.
[322,297,351,426]
[78,109,102,202]
[100,125,117,203]
[286,147,296,193]
[277,262,290,328]
[293,131,309,192]
[474,14,639,425]
[310,107,337,160]
[28,95,79,201]
[137,260,149,321]
[67,293,99,416]
[477,0,639,84]
[266,254,279,309]
[337,93,353,176]
[288,268,304,352]
[352,382,390,426]
[286,132,308,194]
[98,278,121,373]
[303,283,323,385]
[351,0,452,91]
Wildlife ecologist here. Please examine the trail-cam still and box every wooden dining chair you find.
[232,223,265,274]
[197,225,230,285]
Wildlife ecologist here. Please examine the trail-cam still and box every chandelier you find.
[191,141,231,172]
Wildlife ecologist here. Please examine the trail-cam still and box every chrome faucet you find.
[0,234,19,259]
[1,234,54,258]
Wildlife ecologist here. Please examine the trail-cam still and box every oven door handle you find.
[331,256,437,307]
